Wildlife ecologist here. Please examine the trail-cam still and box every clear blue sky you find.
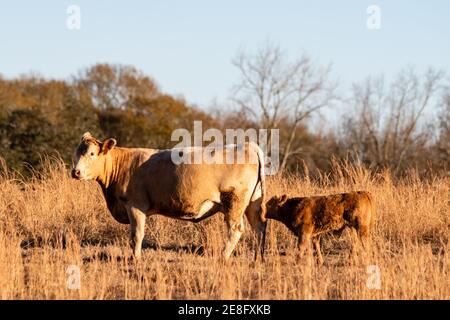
[0,0,449,108]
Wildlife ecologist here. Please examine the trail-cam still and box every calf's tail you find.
[367,192,376,228]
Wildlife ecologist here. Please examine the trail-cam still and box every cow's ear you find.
[280,194,288,204]
[82,132,92,141]
[101,138,117,154]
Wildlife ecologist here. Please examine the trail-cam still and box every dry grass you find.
[0,157,448,300]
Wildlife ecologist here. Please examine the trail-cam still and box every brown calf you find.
[265,191,375,264]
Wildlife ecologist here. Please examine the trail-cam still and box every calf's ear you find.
[101,138,117,154]
[280,194,288,204]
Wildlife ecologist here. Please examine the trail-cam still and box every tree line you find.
[0,45,448,178]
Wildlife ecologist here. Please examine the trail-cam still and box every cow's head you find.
[71,132,117,180]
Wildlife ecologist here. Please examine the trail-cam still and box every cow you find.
[71,132,266,260]
[265,191,375,264]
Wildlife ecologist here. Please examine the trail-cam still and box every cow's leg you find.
[245,197,266,261]
[128,207,146,259]
[312,236,324,265]
[222,192,247,261]
[224,215,245,260]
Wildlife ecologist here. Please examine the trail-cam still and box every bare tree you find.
[436,87,450,170]
[342,67,444,173]
[232,43,337,173]
[76,64,158,111]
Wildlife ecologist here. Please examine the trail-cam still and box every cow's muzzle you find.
[71,169,81,179]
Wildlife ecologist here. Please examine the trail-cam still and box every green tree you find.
[0,108,56,173]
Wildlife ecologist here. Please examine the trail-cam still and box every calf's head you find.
[71,132,117,180]
[266,194,288,215]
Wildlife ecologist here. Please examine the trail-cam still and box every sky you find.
[0,0,449,110]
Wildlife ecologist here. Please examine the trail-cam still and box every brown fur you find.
[265,191,375,264]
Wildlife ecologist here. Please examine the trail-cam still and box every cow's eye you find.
[90,152,95,156]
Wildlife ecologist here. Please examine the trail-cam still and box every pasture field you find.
[0,158,448,300]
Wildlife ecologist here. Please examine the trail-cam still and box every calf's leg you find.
[357,224,371,251]
[350,227,360,254]
[351,220,371,253]
[297,230,312,260]
[312,236,324,265]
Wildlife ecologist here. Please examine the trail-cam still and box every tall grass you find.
[0,157,448,299]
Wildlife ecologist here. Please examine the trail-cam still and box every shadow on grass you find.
[81,241,205,264]
[21,236,206,259]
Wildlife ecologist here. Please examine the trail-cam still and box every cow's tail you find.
[251,142,267,261]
